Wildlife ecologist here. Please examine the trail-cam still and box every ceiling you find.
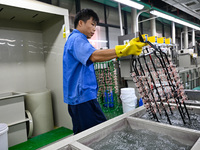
[141,0,200,26]
[0,4,58,24]
[94,0,200,27]
[162,0,200,20]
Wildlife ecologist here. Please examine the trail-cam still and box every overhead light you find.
[150,10,174,21]
[173,18,200,30]
[150,10,200,31]
[88,40,108,43]
[113,0,144,10]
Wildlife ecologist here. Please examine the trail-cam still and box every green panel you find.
[9,127,73,150]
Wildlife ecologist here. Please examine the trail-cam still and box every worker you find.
[63,9,147,134]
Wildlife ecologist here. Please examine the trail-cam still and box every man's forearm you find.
[89,49,117,62]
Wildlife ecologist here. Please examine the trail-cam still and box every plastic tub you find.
[120,88,137,113]
[0,123,8,150]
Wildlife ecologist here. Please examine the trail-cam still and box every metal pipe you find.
[118,3,124,36]
[181,32,183,50]
[192,29,195,49]
[104,5,109,48]
[184,26,188,49]
[136,9,149,32]
[124,11,128,35]
[180,30,193,50]
[172,21,175,44]
[151,14,156,36]
[138,16,158,23]
[131,8,137,34]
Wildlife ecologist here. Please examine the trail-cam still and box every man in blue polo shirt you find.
[63,9,146,134]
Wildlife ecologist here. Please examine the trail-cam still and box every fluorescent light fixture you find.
[88,40,108,43]
[173,18,200,30]
[150,10,174,21]
[113,0,144,10]
[150,10,200,31]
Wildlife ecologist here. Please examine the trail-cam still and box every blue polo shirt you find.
[63,29,98,105]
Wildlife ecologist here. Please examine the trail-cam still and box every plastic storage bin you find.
[0,123,8,150]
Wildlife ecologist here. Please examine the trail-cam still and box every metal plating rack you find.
[130,33,191,125]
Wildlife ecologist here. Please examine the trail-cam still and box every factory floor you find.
[9,127,73,150]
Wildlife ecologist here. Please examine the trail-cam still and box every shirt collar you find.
[72,29,87,38]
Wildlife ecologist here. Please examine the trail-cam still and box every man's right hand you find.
[115,37,147,57]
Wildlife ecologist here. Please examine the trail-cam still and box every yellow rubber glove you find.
[115,37,147,57]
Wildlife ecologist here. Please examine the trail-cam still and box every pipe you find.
[180,29,193,50]
[118,3,124,36]
[124,11,128,35]
[131,8,137,34]
[180,31,184,50]
[192,29,195,49]
[172,21,175,44]
[151,14,156,36]
[136,9,149,33]
[184,26,188,49]
[138,16,158,23]
[104,4,109,48]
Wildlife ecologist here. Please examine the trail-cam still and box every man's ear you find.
[78,20,84,27]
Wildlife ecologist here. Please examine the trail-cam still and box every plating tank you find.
[185,90,200,106]
[40,106,200,150]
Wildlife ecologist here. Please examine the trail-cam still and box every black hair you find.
[74,9,99,29]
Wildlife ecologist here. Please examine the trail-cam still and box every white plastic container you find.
[120,88,137,113]
[0,123,8,150]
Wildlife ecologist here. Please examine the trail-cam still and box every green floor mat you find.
[9,127,73,150]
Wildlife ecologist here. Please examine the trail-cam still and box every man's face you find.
[78,17,97,39]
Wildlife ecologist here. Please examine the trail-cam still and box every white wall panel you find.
[42,16,72,129]
[0,23,46,93]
